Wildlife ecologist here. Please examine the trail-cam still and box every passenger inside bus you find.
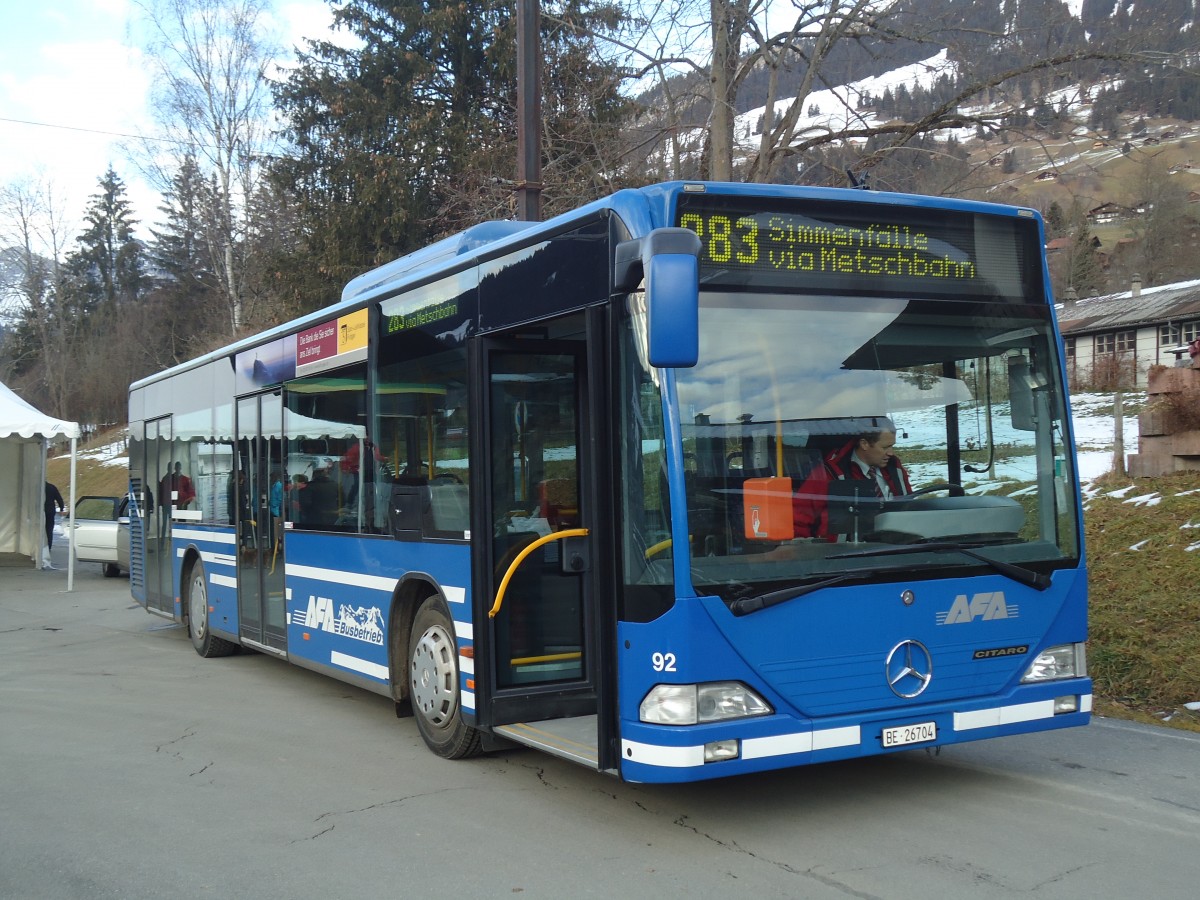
[301,459,340,527]
[793,417,913,541]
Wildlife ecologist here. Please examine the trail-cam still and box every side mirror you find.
[615,228,701,368]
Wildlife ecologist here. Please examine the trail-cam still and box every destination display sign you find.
[675,194,1042,302]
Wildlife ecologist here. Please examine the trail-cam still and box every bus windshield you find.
[665,288,1081,604]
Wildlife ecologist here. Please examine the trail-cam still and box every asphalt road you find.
[3,562,1198,899]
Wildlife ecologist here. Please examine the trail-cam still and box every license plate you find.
[881,721,937,748]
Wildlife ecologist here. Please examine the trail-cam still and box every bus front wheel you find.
[186,560,236,658]
[408,597,482,759]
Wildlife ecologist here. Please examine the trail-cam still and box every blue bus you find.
[128,181,1089,783]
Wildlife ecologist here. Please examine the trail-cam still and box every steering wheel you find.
[905,482,965,498]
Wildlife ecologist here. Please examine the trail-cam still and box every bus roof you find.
[129,181,1039,392]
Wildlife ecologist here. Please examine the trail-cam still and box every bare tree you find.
[136,0,280,334]
[586,0,711,178]
[613,0,1190,185]
[0,179,76,416]
[1129,155,1197,287]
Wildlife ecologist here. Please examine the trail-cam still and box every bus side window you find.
[375,342,471,539]
[286,364,368,533]
[428,480,469,533]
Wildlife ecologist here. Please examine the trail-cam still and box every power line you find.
[0,114,167,144]
[0,114,291,161]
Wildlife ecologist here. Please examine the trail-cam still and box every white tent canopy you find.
[0,380,80,588]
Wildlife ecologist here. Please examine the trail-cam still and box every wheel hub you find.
[189,572,207,639]
[411,625,458,726]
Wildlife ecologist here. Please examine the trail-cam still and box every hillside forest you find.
[2,0,1199,428]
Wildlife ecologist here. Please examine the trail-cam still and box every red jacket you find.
[160,471,196,509]
[793,439,912,539]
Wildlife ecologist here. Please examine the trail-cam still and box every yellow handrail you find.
[644,537,674,559]
[488,528,590,618]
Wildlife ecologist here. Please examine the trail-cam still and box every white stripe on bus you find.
[172,528,235,544]
[741,725,860,760]
[330,651,388,681]
[954,696,1089,731]
[620,740,706,768]
[286,563,398,593]
[176,548,234,568]
[627,695,1089,769]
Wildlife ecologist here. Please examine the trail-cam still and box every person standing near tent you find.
[44,481,65,565]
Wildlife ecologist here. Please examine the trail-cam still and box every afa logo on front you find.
[295,595,385,645]
[936,591,1018,625]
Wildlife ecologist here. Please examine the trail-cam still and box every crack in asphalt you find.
[295,788,459,842]
[155,728,196,753]
[671,814,883,898]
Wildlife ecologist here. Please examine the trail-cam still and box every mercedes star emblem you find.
[886,639,933,698]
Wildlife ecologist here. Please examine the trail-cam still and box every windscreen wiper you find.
[829,542,1052,591]
[728,562,945,617]
[729,571,877,616]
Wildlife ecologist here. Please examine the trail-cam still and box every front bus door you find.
[235,391,287,652]
[142,416,174,614]
[476,316,609,769]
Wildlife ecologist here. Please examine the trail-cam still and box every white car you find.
[72,495,131,577]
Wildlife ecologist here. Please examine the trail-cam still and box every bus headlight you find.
[640,682,772,725]
[1021,643,1087,683]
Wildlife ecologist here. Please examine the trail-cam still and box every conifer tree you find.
[1066,223,1104,297]
[142,155,224,367]
[69,166,143,319]
[150,154,214,291]
[270,0,629,301]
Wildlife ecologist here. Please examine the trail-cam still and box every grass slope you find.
[46,429,130,499]
[1084,472,1200,732]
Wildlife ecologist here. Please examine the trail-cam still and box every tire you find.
[186,559,237,658]
[408,597,482,759]
[103,563,120,578]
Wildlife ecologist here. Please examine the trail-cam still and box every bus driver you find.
[793,417,913,540]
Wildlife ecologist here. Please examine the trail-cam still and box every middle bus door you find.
[475,323,606,765]
[235,391,287,652]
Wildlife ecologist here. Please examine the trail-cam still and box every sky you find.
[0,0,334,243]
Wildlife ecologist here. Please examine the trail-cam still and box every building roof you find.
[1057,278,1200,336]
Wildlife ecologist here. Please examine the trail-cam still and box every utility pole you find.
[1113,388,1126,476]
[516,0,542,221]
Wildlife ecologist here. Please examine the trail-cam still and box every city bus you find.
[127,181,1090,783]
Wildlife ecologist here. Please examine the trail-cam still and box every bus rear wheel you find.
[408,598,481,759]
[186,560,236,658]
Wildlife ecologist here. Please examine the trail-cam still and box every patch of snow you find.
[1123,493,1162,507]
[1076,451,1118,481]
[59,440,128,468]
[735,50,954,145]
